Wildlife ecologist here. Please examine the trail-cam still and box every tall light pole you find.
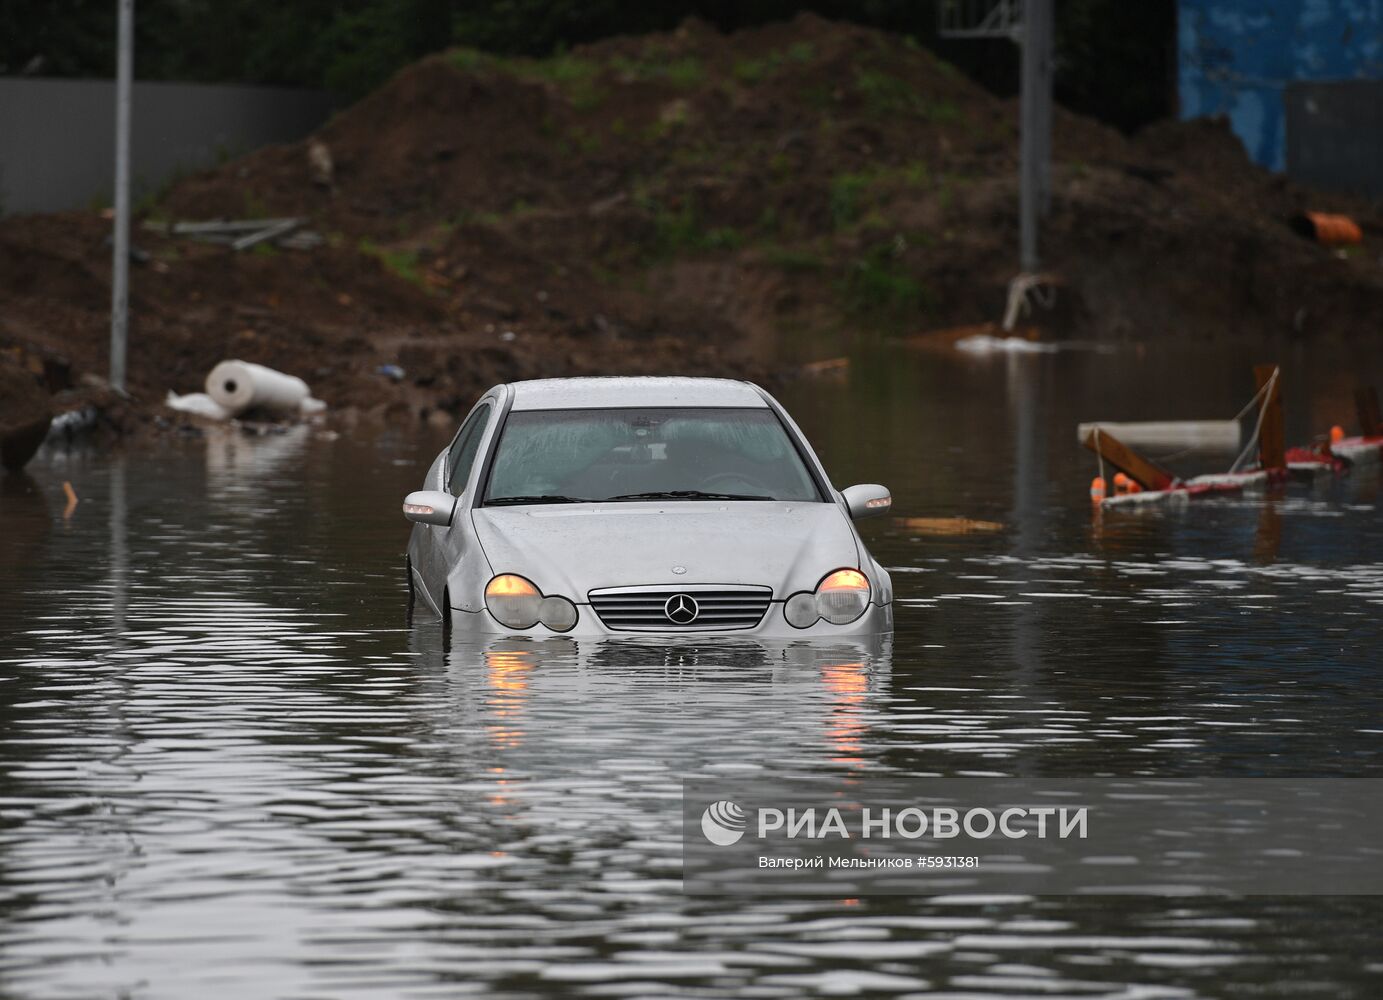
[1018,0,1053,274]
[938,0,1053,275]
[110,0,134,393]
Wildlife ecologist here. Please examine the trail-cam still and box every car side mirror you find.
[841,483,892,521]
[402,490,456,526]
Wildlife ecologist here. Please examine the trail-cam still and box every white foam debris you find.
[164,390,230,420]
[955,334,1059,354]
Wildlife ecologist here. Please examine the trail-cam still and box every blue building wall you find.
[1178,0,1383,170]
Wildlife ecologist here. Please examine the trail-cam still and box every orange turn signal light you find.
[819,569,869,592]
[486,574,539,598]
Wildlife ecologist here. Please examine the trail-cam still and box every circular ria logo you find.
[700,799,746,846]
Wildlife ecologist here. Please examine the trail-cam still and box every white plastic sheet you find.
[165,390,230,420]
[954,334,1059,354]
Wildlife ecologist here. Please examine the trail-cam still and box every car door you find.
[430,399,493,611]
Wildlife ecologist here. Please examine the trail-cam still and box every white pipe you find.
[1077,421,1242,452]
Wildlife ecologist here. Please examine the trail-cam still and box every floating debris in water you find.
[894,516,1005,535]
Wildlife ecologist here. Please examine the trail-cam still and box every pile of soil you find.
[2,13,1381,431]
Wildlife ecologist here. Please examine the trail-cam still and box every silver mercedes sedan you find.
[402,376,893,637]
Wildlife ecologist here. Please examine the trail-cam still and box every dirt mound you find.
[4,13,1383,431]
[165,14,1000,229]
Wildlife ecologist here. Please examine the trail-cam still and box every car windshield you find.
[484,407,824,504]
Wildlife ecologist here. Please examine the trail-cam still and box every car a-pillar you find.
[405,554,416,621]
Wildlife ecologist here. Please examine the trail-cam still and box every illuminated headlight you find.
[816,569,870,624]
[485,575,578,631]
[485,575,542,628]
[784,569,871,628]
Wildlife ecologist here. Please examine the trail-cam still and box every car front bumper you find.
[450,599,893,639]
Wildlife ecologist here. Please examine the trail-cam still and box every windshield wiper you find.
[606,490,775,502]
[486,494,591,506]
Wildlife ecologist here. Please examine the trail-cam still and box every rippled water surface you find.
[3,342,1383,998]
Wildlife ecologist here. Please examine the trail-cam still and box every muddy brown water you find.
[3,341,1382,998]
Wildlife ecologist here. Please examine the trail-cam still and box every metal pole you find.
[110,0,133,393]
[1035,0,1053,216]
[1018,0,1052,274]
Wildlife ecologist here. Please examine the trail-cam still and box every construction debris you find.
[165,391,230,421]
[204,360,324,418]
[894,516,1005,535]
[1083,365,1285,509]
[1075,420,1240,453]
[207,360,309,416]
[308,140,335,190]
[164,361,326,422]
[1291,212,1365,247]
[955,334,1058,354]
[230,218,300,252]
[799,357,850,377]
[1301,386,1383,465]
[43,406,100,445]
[145,217,323,251]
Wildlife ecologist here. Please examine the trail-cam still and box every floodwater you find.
[3,340,1382,998]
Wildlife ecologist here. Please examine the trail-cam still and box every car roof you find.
[506,376,768,411]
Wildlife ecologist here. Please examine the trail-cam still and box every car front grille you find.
[588,585,773,631]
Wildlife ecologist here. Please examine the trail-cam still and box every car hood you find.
[472,501,861,600]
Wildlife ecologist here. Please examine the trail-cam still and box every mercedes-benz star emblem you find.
[664,593,700,625]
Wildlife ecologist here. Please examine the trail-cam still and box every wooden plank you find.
[1254,364,1285,470]
[1080,427,1175,491]
[893,516,1005,535]
[1355,386,1382,437]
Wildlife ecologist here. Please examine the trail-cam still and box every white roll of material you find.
[205,360,310,417]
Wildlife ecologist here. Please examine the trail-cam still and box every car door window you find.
[447,403,492,496]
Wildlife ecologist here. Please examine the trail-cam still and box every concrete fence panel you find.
[0,77,336,215]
